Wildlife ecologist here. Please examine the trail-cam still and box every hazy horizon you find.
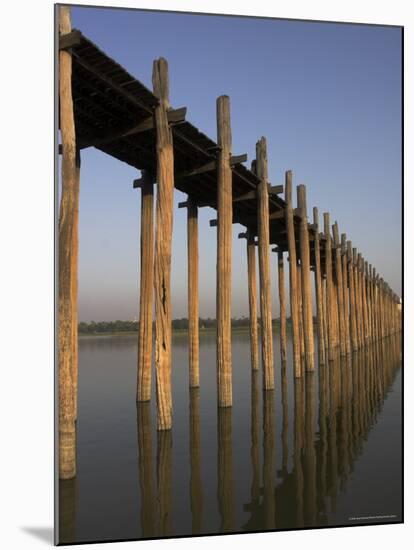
[67,7,402,323]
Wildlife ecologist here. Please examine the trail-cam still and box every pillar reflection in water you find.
[304,372,317,526]
[157,430,173,536]
[217,406,234,532]
[136,402,156,538]
[59,478,77,544]
[262,389,276,529]
[189,387,203,534]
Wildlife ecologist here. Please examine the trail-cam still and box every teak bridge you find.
[57,7,401,479]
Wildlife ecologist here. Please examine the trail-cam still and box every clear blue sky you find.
[69,6,402,322]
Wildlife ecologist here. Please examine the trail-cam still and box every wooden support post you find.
[313,208,325,365]
[246,229,259,370]
[347,241,358,352]
[323,213,335,360]
[278,250,287,363]
[353,249,362,348]
[153,58,175,430]
[372,267,378,340]
[58,5,77,480]
[187,197,200,387]
[341,234,351,354]
[297,185,314,371]
[137,171,154,402]
[216,96,233,406]
[297,262,305,358]
[332,223,346,356]
[322,275,329,352]
[72,150,80,422]
[285,171,301,375]
[359,255,368,346]
[256,137,274,389]
[365,262,372,343]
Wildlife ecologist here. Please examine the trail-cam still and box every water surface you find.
[59,332,402,543]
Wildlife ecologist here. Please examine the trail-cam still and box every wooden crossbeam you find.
[268,184,284,195]
[78,107,186,150]
[175,154,247,180]
[59,30,82,50]
[233,190,256,202]
[269,210,285,221]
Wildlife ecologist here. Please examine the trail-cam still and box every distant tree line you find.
[78,316,295,335]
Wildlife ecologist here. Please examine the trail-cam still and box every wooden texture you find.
[297,263,305,358]
[58,5,77,480]
[216,96,233,406]
[341,234,351,354]
[347,241,358,351]
[256,137,274,389]
[137,171,154,402]
[313,208,325,365]
[187,197,200,387]
[323,213,335,360]
[353,249,362,348]
[153,58,174,430]
[247,229,259,370]
[285,171,301,376]
[332,223,346,356]
[278,250,287,363]
[297,185,314,370]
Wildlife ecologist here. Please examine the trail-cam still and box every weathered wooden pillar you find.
[58,5,77,479]
[365,262,372,343]
[187,197,200,387]
[347,241,358,352]
[216,96,233,406]
[323,213,335,360]
[137,171,154,402]
[359,255,368,345]
[153,58,175,430]
[246,229,259,370]
[313,208,325,365]
[372,268,378,340]
[353,249,362,348]
[297,262,305,358]
[285,171,301,375]
[256,137,274,389]
[277,250,287,363]
[297,185,314,371]
[72,149,80,421]
[341,235,351,354]
[322,274,329,352]
[332,223,346,356]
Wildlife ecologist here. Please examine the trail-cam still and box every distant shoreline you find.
[77,325,290,338]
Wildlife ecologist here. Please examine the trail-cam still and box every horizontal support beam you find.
[268,184,284,195]
[79,107,186,150]
[269,209,285,220]
[175,154,247,180]
[133,176,155,189]
[59,30,82,50]
[233,189,256,203]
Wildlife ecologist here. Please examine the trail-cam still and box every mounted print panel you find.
[55,3,403,545]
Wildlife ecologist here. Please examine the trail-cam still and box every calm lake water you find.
[59,332,402,544]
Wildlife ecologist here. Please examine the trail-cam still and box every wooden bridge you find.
[57,7,401,479]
